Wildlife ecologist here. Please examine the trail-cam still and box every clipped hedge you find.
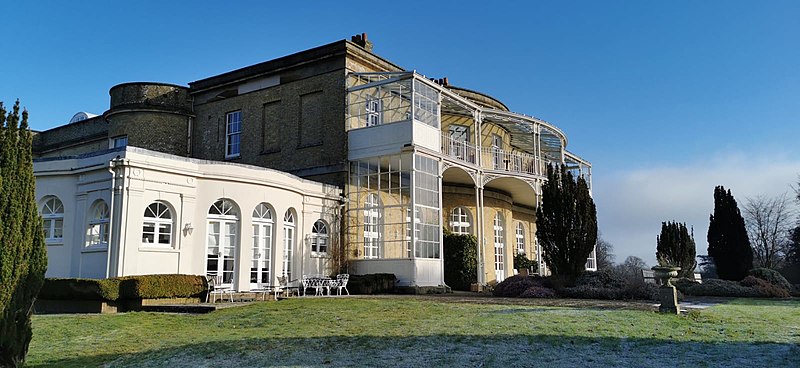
[39,274,207,301]
[117,274,207,299]
[38,278,120,301]
[348,274,396,294]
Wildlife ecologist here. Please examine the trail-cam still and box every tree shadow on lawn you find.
[31,333,800,368]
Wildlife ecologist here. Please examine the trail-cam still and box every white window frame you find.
[226,111,242,159]
[206,199,239,287]
[492,134,503,169]
[310,220,329,256]
[251,203,273,288]
[282,210,296,280]
[41,196,64,244]
[449,207,471,235]
[363,193,381,259]
[86,200,109,249]
[493,212,505,281]
[142,202,173,247]
[515,223,525,255]
[365,95,382,127]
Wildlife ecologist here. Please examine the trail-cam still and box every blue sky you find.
[4,1,799,265]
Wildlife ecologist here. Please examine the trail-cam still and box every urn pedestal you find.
[652,266,681,314]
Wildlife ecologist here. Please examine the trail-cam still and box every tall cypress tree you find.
[536,164,597,280]
[656,221,697,278]
[707,186,752,281]
[0,101,47,367]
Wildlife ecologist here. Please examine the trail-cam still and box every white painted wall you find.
[34,147,341,291]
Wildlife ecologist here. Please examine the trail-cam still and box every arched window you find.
[515,223,525,255]
[207,199,239,285]
[311,220,329,255]
[209,199,238,217]
[41,196,64,244]
[449,207,471,235]
[251,203,273,288]
[86,200,109,247]
[363,193,381,259]
[493,212,505,281]
[142,202,173,247]
[282,209,296,280]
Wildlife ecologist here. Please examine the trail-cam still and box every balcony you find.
[440,133,477,165]
[480,147,544,177]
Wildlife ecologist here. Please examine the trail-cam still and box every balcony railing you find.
[585,257,597,271]
[441,133,477,165]
[480,147,544,176]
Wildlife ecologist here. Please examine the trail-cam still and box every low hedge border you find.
[347,273,396,294]
[39,274,207,301]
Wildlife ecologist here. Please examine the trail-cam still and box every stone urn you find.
[652,266,681,314]
[651,266,681,287]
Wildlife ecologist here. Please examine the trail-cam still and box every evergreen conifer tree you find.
[536,164,597,280]
[707,185,752,280]
[0,101,47,367]
[656,221,697,278]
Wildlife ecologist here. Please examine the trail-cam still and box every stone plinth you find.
[658,286,679,314]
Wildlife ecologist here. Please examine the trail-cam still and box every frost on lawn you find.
[106,336,799,368]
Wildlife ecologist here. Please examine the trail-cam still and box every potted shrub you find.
[514,253,536,277]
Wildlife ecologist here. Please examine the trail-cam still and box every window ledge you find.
[82,245,108,253]
[311,252,330,258]
[45,240,64,246]
[139,246,179,253]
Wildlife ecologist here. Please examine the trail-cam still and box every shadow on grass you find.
[29,333,800,368]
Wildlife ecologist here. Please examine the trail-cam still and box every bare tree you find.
[615,256,649,283]
[743,193,795,269]
[595,236,616,270]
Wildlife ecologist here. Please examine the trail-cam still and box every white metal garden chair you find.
[206,275,234,303]
[333,274,350,296]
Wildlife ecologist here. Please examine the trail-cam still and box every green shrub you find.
[673,277,699,293]
[791,284,800,297]
[117,274,206,299]
[683,279,761,297]
[574,269,626,289]
[748,268,791,290]
[443,231,477,291]
[561,283,661,301]
[740,276,790,298]
[493,275,536,297]
[38,278,120,301]
[560,286,623,300]
[519,286,556,298]
[348,274,396,294]
[39,275,207,301]
[513,253,537,272]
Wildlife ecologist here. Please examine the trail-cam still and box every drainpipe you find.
[187,116,193,157]
[105,157,124,278]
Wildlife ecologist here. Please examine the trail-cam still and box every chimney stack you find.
[351,33,374,52]
[429,77,450,87]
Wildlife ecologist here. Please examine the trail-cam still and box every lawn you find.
[27,297,800,367]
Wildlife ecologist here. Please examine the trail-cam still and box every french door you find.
[251,221,272,289]
[207,219,238,287]
[494,212,505,282]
